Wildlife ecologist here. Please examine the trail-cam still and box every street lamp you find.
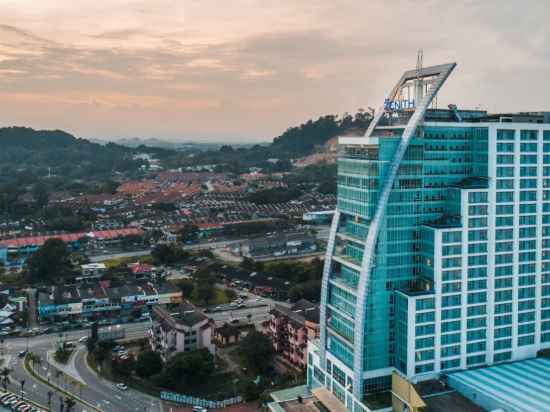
[19,379,25,401]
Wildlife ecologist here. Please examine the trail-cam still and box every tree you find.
[26,238,72,283]
[240,257,256,272]
[238,330,274,374]
[176,279,194,298]
[240,379,262,401]
[247,187,300,205]
[194,267,216,305]
[317,180,336,194]
[151,244,188,265]
[135,351,163,378]
[288,280,321,303]
[112,356,135,378]
[224,288,237,302]
[0,367,10,391]
[33,183,49,209]
[177,224,199,244]
[196,281,215,305]
[156,349,214,389]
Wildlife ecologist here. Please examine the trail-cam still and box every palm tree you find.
[64,397,76,412]
[0,367,11,391]
[27,352,41,371]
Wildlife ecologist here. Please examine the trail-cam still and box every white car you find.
[79,336,88,343]
[116,383,128,391]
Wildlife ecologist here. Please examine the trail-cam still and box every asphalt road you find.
[2,299,274,412]
[4,322,160,412]
[88,239,244,263]
[88,226,330,263]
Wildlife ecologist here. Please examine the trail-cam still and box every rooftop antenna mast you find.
[414,49,424,107]
[416,49,423,81]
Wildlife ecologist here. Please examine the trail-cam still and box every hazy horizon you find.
[1,1,550,141]
[91,135,271,145]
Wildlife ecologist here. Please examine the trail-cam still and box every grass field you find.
[187,287,235,306]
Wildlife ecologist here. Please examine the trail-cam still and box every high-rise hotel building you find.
[307,62,550,411]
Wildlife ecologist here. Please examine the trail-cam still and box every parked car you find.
[18,350,27,358]
[1,395,16,405]
[116,383,128,391]
[192,407,208,412]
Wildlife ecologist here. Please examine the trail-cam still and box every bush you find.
[155,349,215,390]
[135,351,164,379]
[54,348,72,364]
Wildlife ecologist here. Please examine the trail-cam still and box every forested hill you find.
[163,111,373,173]
[0,127,83,148]
[0,127,144,183]
[271,111,372,156]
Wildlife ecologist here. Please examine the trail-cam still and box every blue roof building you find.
[448,357,550,412]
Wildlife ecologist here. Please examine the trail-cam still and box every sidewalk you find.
[161,402,260,412]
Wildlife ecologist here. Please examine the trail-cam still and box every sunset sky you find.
[0,0,549,142]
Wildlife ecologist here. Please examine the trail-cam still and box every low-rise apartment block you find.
[269,299,320,369]
[149,303,214,360]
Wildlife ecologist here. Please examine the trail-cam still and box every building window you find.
[415,363,434,374]
[518,335,535,346]
[497,130,515,141]
[494,352,512,363]
[466,355,485,366]
[468,192,488,204]
[441,358,460,370]
[520,130,538,141]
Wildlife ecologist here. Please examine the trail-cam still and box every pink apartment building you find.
[268,299,320,369]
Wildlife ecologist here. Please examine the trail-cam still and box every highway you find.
[4,322,160,412]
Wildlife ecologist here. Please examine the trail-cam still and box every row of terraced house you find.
[37,281,182,324]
